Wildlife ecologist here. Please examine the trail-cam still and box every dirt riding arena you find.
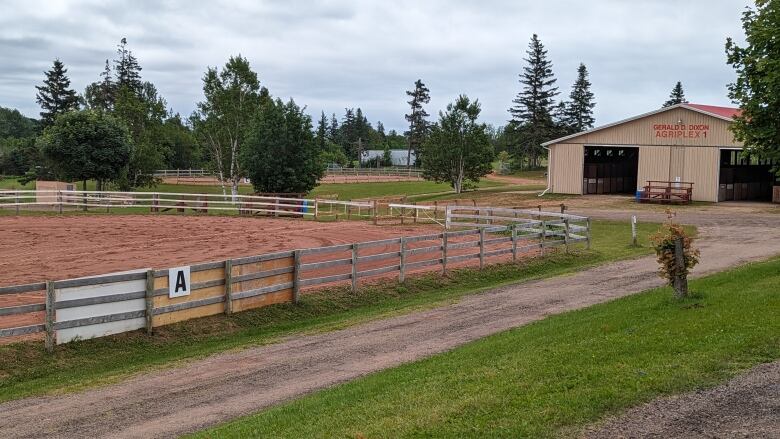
[0,214,540,344]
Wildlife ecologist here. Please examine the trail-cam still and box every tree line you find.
[3,30,742,196]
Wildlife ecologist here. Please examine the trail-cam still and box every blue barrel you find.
[635,190,644,201]
[301,200,309,213]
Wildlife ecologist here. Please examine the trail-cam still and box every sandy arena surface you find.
[0,209,779,438]
[0,215,438,287]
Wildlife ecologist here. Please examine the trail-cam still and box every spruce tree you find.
[84,59,115,111]
[35,59,80,126]
[328,113,339,142]
[562,63,596,133]
[508,34,559,168]
[316,111,328,151]
[404,79,431,166]
[663,81,688,107]
[114,38,143,94]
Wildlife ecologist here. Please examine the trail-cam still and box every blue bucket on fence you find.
[635,190,644,201]
[301,200,309,213]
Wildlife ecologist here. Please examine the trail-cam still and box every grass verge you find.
[0,220,673,402]
[191,256,780,439]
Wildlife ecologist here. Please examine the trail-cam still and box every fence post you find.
[564,219,570,253]
[45,281,55,353]
[399,237,407,283]
[479,228,486,270]
[293,250,301,304]
[540,220,547,257]
[314,198,319,220]
[224,260,233,314]
[57,191,63,214]
[511,225,518,262]
[586,217,592,250]
[414,202,418,224]
[631,215,638,247]
[15,193,19,215]
[372,200,378,225]
[145,270,155,335]
[442,232,448,275]
[351,243,358,292]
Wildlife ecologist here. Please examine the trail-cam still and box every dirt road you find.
[1,211,779,438]
[583,360,780,438]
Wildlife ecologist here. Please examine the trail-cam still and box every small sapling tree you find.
[650,210,700,299]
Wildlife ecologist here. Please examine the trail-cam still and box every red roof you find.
[684,103,742,120]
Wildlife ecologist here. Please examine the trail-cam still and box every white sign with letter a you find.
[169,266,191,298]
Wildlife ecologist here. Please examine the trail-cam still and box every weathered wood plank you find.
[299,243,353,256]
[299,258,352,271]
[53,272,146,289]
[299,273,352,287]
[54,310,146,330]
[55,290,146,309]
[152,295,225,315]
[446,253,479,263]
[0,282,46,296]
[231,266,294,283]
[404,258,442,270]
[406,245,442,256]
[231,250,295,266]
[232,282,293,301]
[357,251,400,264]
[0,303,45,316]
[358,265,399,278]
[0,324,45,338]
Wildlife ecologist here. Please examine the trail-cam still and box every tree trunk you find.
[673,237,689,299]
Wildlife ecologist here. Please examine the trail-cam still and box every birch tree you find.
[192,56,260,199]
[420,95,493,193]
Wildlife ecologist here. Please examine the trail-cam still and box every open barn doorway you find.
[718,149,778,202]
[582,146,638,195]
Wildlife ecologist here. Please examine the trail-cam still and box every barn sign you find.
[653,123,710,139]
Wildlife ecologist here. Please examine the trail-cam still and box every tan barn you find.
[543,103,779,202]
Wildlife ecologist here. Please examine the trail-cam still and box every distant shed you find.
[543,103,779,202]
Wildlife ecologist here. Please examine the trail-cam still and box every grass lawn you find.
[0,220,670,402]
[308,179,506,200]
[192,257,780,439]
[0,177,34,190]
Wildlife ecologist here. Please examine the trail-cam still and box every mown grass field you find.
[0,220,669,402]
[192,257,780,439]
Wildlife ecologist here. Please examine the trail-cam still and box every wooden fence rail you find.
[0,216,590,350]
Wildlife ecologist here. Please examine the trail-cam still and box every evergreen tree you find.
[663,81,687,107]
[508,34,559,168]
[328,113,339,142]
[561,63,596,133]
[726,0,780,169]
[114,38,143,94]
[316,111,328,151]
[404,79,431,166]
[84,60,115,112]
[35,59,80,126]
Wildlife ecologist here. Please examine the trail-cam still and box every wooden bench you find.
[639,181,693,205]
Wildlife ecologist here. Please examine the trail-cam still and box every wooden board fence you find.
[0,207,590,350]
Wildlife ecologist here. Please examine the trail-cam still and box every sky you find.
[0,0,753,132]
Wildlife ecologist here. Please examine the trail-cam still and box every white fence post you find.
[479,228,486,270]
[442,232,448,275]
[540,220,547,257]
[511,225,518,262]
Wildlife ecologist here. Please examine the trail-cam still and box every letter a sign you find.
[168,266,191,298]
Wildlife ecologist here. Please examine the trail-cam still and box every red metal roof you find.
[684,103,742,120]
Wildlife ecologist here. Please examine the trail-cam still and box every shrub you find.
[650,210,700,298]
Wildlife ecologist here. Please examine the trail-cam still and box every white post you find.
[631,215,638,247]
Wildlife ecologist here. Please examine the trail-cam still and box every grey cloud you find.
[0,0,753,131]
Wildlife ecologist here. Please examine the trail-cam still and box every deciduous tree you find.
[726,0,780,168]
[420,95,494,193]
[192,55,261,199]
[241,98,325,193]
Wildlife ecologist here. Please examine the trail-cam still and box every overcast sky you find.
[0,0,752,132]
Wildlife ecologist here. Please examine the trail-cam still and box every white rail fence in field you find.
[0,212,590,351]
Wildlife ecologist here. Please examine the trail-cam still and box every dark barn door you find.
[583,146,639,195]
[718,150,778,202]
